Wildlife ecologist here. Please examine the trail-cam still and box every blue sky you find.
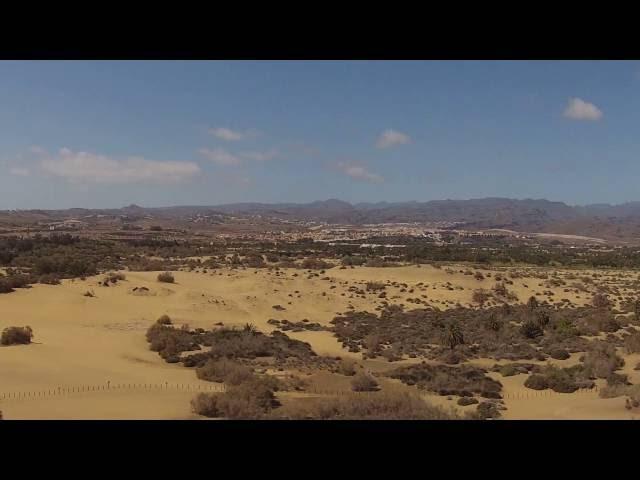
[1,60,639,209]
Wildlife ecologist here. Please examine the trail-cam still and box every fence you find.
[0,381,226,403]
[1,382,603,404]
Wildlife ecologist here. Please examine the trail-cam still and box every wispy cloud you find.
[199,148,242,166]
[199,148,278,166]
[563,97,603,121]
[208,127,259,141]
[9,167,30,176]
[40,148,200,184]
[337,162,384,184]
[375,129,411,149]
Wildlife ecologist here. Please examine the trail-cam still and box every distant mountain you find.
[5,198,640,241]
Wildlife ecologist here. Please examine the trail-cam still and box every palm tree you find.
[442,323,464,350]
[242,323,258,334]
[534,310,550,328]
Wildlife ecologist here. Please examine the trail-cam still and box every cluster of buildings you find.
[41,219,89,231]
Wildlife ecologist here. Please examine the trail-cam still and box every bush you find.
[386,364,502,398]
[301,258,332,270]
[191,378,279,419]
[196,358,255,385]
[474,401,501,419]
[547,348,570,360]
[351,373,379,392]
[499,364,518,377]
[1,326,34,345]
[582,342,624,379]
[520,320,543,339]
[472,289,491,305]
[623,331,640,354]
[524,365,593,393]
[365,282,386,292]
[157,272,175,283]
[337,358,357,376]
[524,374,548,390]
[191,392,222,417]
[156,315,172,325]
[592,293,610,308]
[273,390,457,420]
[606,372,629,387]
[107,272,126,283]
[38,274,61,285]
[457,397,479,406]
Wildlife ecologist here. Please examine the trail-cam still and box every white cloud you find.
[208,127,259,142]
[199,148,242,166]
[337,162,384,184]
[375,129,411,149]
[9,167,30,176]
[40,148,200,184]
[199,148,277,166]
[563,97,603,121]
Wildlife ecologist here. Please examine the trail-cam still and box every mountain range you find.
[4,198,640,242]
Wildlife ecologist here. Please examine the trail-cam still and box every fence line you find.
[2,382,602,404]
[0,382,226,403]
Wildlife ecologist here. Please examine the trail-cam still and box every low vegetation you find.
[157,272,175,283]
[524,365,595,393]
[191,377,280,419]
[385,363,503,399]
[270,390,458,420]
[1,326,34,345]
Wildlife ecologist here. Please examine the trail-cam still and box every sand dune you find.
[1,265,637,419]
